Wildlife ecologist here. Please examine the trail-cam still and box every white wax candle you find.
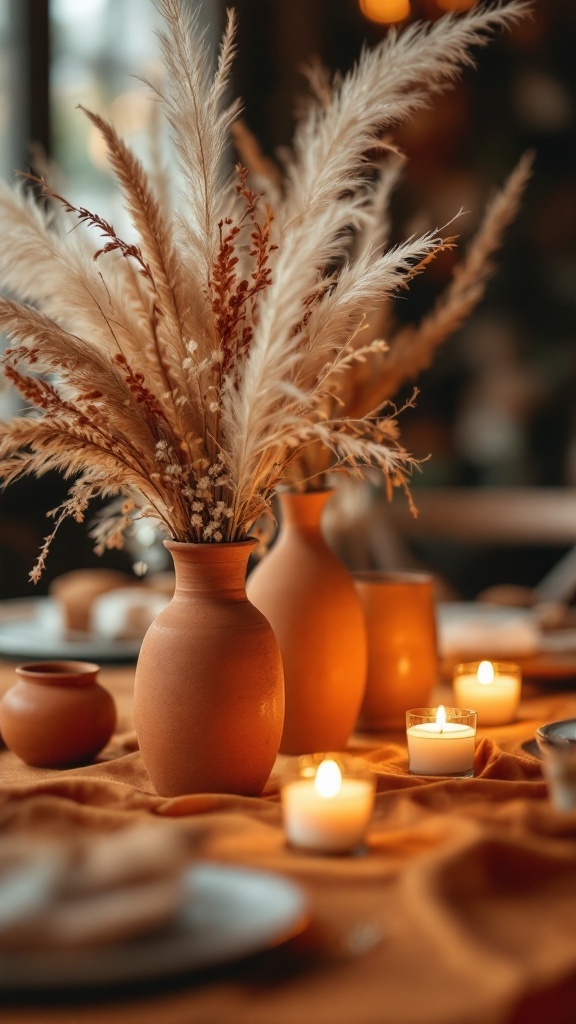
[453,660,521,726]
[407,707,476,775]
[282,759,374,853]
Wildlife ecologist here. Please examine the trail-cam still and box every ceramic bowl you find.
[536,718,576,755]
[536,719,576,811]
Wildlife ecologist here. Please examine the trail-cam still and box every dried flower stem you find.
[0,0,530,573]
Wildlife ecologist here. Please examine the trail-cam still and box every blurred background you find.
[0,0,575,599]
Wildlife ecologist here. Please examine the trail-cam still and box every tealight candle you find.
[453,660,521,726]
[280,754,375,854]
[406,706,477,777]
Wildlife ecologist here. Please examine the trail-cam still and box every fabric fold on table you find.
[1,662,576,1024]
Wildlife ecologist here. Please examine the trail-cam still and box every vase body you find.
[353,571,438,731]
[133,540,284,797]
[247,490,367,754]
[0,660,116,767]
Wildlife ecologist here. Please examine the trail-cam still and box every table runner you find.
[1,660,575,1024]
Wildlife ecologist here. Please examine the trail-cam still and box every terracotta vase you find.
[247,490,367,754]
[133,540,284,797]
[353,571,439,731]
[0,660,116,767]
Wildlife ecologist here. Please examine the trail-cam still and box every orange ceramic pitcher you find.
[353,571,439,731]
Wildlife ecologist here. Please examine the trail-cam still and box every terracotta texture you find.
[133,540,284,797]
[247,490,367,754]
[0,660,116,767]
[353,571,439,730]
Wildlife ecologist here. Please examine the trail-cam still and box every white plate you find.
[436,601,576,680]
[0,862,308,991]
[0,597,141,662]
[436,601,540,657]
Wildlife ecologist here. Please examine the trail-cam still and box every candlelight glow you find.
[359,0,411,25]
[315,759,342,798]
[436,705,447,731]
[477,661,495,686]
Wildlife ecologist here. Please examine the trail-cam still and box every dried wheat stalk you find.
[0,0,530,577]
[342,149,534,421]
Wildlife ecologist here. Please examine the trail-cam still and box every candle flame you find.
[436,705,447,731]
[477,660,495,686]
[359,0,411,24]
[315,759,342,798]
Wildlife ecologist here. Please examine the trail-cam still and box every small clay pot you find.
[0,661,117,768]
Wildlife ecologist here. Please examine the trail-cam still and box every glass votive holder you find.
[280,752,376,855]
[406,706,477,777]
[536,720,576,811]
[453,660,521,726]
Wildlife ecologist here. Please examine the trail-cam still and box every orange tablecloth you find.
[1,659,576,1024]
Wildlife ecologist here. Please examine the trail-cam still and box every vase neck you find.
[165,540,255,597]
[278,490,333,531]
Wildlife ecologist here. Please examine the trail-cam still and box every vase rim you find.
[164,537,258,551]
[353,570,434,585]
[278,486,334,495]
[16,660,100,685]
